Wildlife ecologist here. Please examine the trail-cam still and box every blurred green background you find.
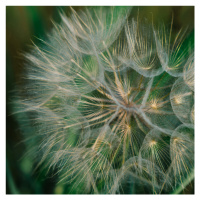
[6,6,194,194]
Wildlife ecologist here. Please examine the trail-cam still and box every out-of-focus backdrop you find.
[6,6,194,194]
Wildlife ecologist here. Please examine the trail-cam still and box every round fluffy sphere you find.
[14,6,194,194]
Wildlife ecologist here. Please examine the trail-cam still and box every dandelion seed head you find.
[13,6,194,194]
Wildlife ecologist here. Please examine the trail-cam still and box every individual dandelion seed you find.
[99,35,130,72]
[13,6,194,194]
[168,124,194,188]
[154,17,193,77]
[123,18,164,77]
[59,6,131,55]
[138,75,181,131]
[139,129,171,172]
[170,77,194,124]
